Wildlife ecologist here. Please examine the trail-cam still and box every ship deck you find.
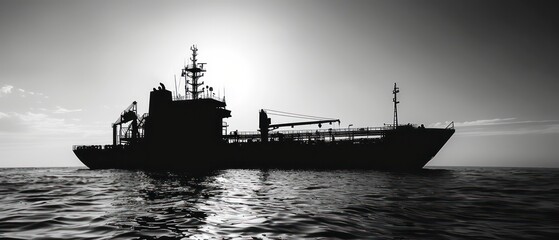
[223,126,397,144]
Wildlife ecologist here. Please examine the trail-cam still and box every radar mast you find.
[181,45,206,100]
[393,83,400,128]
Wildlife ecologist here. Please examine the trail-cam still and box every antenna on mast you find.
[174,74,178,99]
[393,83,400,128]
[181,45,206,100]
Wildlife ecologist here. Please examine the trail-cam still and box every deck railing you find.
[223,126,391,143]
[72,144,131,151]
[173,94,225,102]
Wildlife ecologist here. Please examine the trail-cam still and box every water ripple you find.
[0,167,558,239]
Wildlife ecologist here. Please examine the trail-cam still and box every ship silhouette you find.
[73,45,455,171]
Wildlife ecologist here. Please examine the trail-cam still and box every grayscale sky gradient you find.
[1,0,558,167]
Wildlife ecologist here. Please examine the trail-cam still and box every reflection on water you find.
[0,167,558,239]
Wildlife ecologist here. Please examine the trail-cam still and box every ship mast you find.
[181,45,206,100]
[393,83,400,128]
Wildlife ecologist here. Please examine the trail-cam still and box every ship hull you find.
[73,128,454,171]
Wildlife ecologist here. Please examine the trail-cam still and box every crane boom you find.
[113,101,138,125]
[112,101,139,146]
[269,119,340,130]
[259,109,339,142]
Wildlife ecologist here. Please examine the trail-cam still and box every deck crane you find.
[258,109,340,142]
[112,101,139,146]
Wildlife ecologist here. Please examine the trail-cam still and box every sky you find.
[1,0,558,168]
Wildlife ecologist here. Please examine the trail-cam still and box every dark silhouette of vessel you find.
[73,46,455,171]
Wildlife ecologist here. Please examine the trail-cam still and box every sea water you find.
[0,167,557,239]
